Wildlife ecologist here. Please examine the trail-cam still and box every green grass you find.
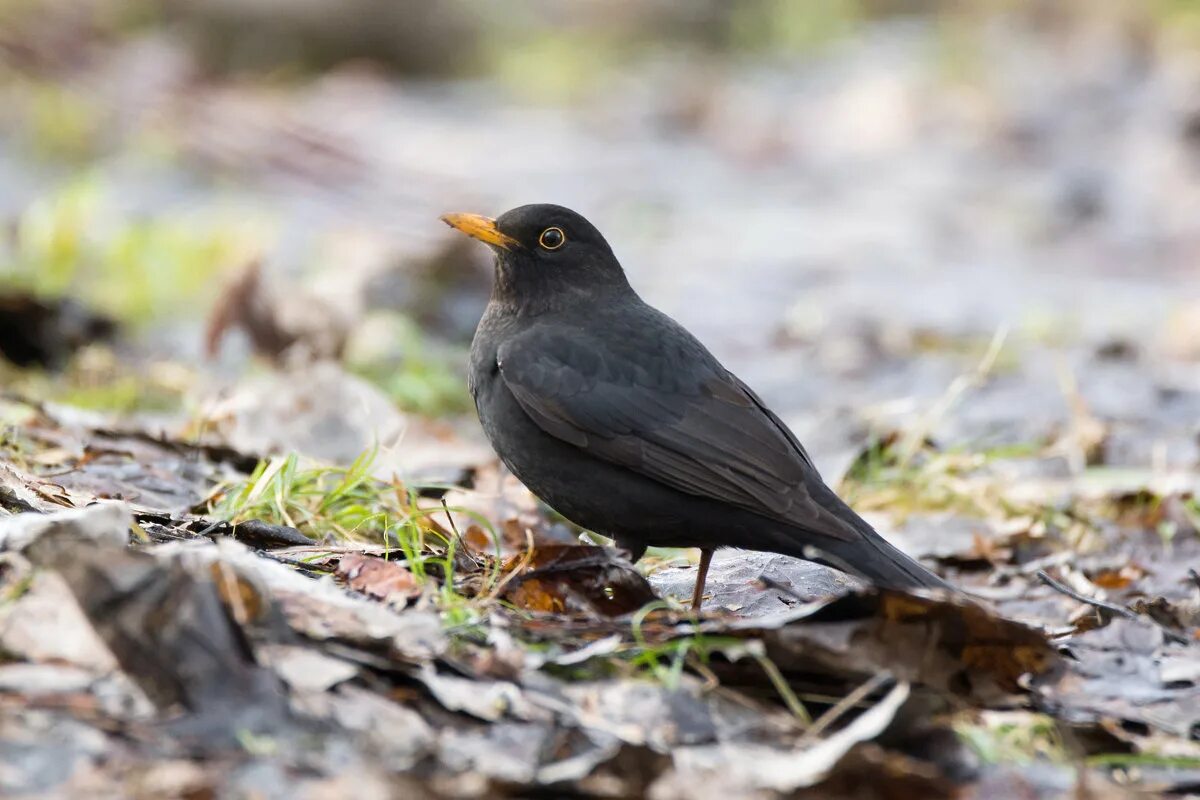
[0,569,35,606]
[838,432,1137,557]
[955,712,1067,765]
[622,603,809,719]
[841,434,1027,518]
[212,448,410,542]
[1183,497,1200,532]
[3,180,470,418]
[212,448,810,713]
[0,347,192,414]
[210,447,505,628]
[1088,753,1200,769]
[958,712,1200,771]
[3,175,262,329]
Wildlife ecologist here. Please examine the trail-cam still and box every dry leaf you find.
[337,553,422,605]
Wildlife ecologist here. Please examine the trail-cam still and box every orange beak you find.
[440,213,518,250]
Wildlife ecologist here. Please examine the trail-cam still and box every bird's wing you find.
[496,322,854,541]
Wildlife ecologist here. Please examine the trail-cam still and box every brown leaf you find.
[1090,566,1143,590]
[463,524,494,552]
[727,589,1064,704]
[795,743,956,800]
[336,553,421,605]
[506,579,567,614]
[862,591,1058,691]
[500,545,657,618]
[209,561,267,624]
[204,258,294,361]
[437,462,578,556]
[205,257,347,363]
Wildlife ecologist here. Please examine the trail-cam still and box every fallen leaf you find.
[500,545,657,617]
[336,553,422,605]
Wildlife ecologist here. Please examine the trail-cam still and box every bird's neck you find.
[490,263,634,318]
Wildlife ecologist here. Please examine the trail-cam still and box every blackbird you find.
[442,204,952,608]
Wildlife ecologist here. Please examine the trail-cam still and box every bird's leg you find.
[691,548,713,610]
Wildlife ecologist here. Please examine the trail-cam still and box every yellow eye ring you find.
[538,226,566,250]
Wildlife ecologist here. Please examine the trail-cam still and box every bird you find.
[441,204,952,609]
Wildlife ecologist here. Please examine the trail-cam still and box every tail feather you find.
[778,485,954,592]
[844,521,953,591]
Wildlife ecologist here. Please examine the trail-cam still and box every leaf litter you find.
[2,6,1200,793]
[3,391,1199,798]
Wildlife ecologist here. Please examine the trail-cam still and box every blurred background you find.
[1,0,1198,480]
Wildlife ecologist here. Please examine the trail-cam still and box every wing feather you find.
[497,323,851,540]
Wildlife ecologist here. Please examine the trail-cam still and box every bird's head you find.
[440,204,630,310]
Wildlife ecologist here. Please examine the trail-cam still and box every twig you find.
[483,527,537,602]
[441,497,480,567]
[257,550,335,575]
[270,544,392,555]
[195,519,223,538]
[800,672,893,745]
[1037,570,1137,620]
[1037,570,1188,645]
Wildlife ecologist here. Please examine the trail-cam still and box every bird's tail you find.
[782,485,954,592]
[838,517,953,591]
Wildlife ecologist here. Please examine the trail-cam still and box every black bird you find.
[442,204,952,608]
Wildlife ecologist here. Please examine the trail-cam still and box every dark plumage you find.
[442,204,952,608]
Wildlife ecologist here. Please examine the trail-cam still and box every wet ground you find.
[5,8,1198,473]
[2,3,1200,797]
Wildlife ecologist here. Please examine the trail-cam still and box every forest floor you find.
[2,3,1200,797]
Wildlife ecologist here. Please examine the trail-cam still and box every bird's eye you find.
[538,227,565,250]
